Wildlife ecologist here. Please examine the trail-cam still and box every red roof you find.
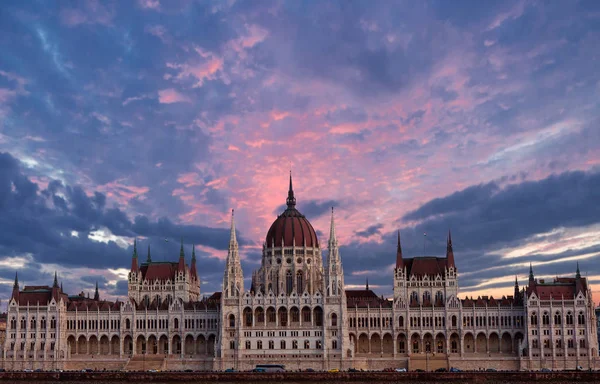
[140,262,179,281]
[404,257,448,277]
[345,289,392,308]
[527,276,586,300]
[265,208,319,248]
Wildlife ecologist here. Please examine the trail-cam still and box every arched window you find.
[331,313,338,327]
[452,315,457,327]
[566,312,574,325]
[435,291,444,303]
[554,312,561,325]
[304,340,310,349]
[410,292,418,304]
[40,317,46,329]
[530,312,538,325]
[286,271,293,295]
[174,318,179,329]
[268,340,274,349]
[579,339,586,348]
[20,317,26,330]
[280,340,286,349]
[30,317,36,329]
[125,319,131,329]
[542,312,549,325]
[398,316,404,327]
[578,312,585,325]
[229,314,235,327]
[423,291,431,303]
[244,308,253,326]
[296,271,304,293]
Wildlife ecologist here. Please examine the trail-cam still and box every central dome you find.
[265,174,319,248]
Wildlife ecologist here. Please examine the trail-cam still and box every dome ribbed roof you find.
[264,174,319,248]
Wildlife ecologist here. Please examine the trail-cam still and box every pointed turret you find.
[60,282,63,293]
[286,171,296,208]
[326,207,344,297]
[223,209,243,297]
[11,272,19,301]
[53,271,59,288]
[576,262,581,279]
[131,239,139,272]
[178,238,186,271]
[575,262,584,296]
[190,244,198,280]
[529,263,535,284]
[328,207,337,248]
[94,281,99,301]
[446,230,455,268]
[395,231,403,269]
[514,276,521,304]
[366,278,369,290]
[147,245,151,263]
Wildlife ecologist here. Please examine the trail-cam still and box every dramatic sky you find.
[1,0,599,307]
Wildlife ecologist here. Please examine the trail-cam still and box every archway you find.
[243,307,253,326]
[358,333,369,354]
[397,333,407,353]
[476,332,486,353]
[99,335,110,355]
[514,332,524,353]
[463,333,474,353]
[435,333,446,354]
[158,335,169,354]
[267,307,276,324]
[171,335,181,355]
[136,335,146,355]
[123,335,133,355]
[411,333,421,353]
[185,335,195,355]
[110,335,120,355]
[301,306,312,324]
[501,333,512,353]
[278,307,288,326]
[147,335,158,355]
[77,335,87,354]
[449,332,460,354]
[370,333,382,354]
[314,307,323,326]
[207,334,216,356]
[423,333,433,353]
[382,333,393,354]
[88,335,98,355]
[196,335,206,355]
[489,332,500,353]
[255,307,265,324]
[67,335,76,356]
[290,307,300,324]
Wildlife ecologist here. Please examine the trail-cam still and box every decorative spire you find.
[94,281,99,301]
[366,278,369,290]
[13,272,18,289]
[576,262,581,279]
[131,239,139,272]
[230,209,237,245]
[192,244,196,261]
[446,229,455,268]
[514,275,521,304]
[396,230,403,269]
[60,282,63,292]
[133,239,138,258]
[328,207,337,246]
[286,171,296,209]
[179,238,185,259]
[53,271,59,288]
[11,272,19,301]
[147,245,151,263]
[528,263,534,282]
[178,238,186,272]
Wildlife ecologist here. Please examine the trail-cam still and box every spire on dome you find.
[396,231,403,269]
[286,171,296,209]
[94,281,99,301]
[53,271,59,288]
[147,245,151,263]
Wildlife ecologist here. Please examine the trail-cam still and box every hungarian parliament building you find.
[2,176,599,371]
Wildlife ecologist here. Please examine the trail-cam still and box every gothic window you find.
[245,341,251,349]
[543,339,550,348]
[331,313,338,327]
[230,340,235,349]
[302,307,311,323]
[10,317,16,329]
[256,307,265,323]
[30,317,36,329]
[398,316,404,327]
[125,319,131,329]
[579,339,586,348]
[566,312,574,325]
[423,291,431,303]
[435,291,443,303]
[332,340,338,349]
[40,317,46,329]
[280,340,286,349]
[578,312,585,325]
[292,340,298,349]
[451,340,458,353]
[267,307,276,323]
[412,340,419,353]
[452,315,457,327]
[532,339,538,348]
[286,271,293,295]
[304,340,310,349]
[316,340,322,349]
[398,340,405,353]
[296,271,304,293]
[291,307,300,322]
[425,341,431,353]
[244,308,253,326]
[530,312,538,326]
[568,339,574,348]
[174,318,179,329]
[143,295,150,307]
[314,307,323,326]
[229,314,235,327]
[542,312,549,325]
[257,340,262,349]
[410,291,418,304]
[556,339,562,348]
[554,311,561,325]
[268,340,274,349]
[437,341,443,353]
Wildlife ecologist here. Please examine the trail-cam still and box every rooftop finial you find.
[132,239,138,259]
[529,262,534,281]
[53,271,59,288]
[329,206,337,245]
[94,281,99,301]
[13,271,19,288]
[576,262,581,279]
[286,171,296,208]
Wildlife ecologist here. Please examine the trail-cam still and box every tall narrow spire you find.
[224,208,243,297]
[576,262,581,279]
[131,239,139,272]
[366,278,369,290]
[147,245,151,263]
[446,229,455,268]
[53,271,59,288]
[13,272,18,289]
[190,244,198,281]
[192,244,196,261]
[529,263,534,283]
[178,238,185,271]
[286,171,296,208]
[396,231,404,269]
[11,272,19,301]
[514,275,521,304]
[328,207,337,246]
[230,209,237,244]
[94,281,99,301]
[179,238,185,258]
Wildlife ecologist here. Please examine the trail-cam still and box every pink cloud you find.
[138,0,160,10]
[166,52,224,88]
[157,88,191,104]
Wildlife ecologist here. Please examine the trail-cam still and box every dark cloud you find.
[355,223,384,238]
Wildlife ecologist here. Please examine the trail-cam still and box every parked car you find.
[252,368,266,372]
[305,368,315,372]
[224,368,236,372]
[382,368,394,372]
[435,368,448,372]
[449,367,462,372]
[395,368,407,372]
[540,368,551,372]
[328,368,340,373]
[486,368,497,372]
